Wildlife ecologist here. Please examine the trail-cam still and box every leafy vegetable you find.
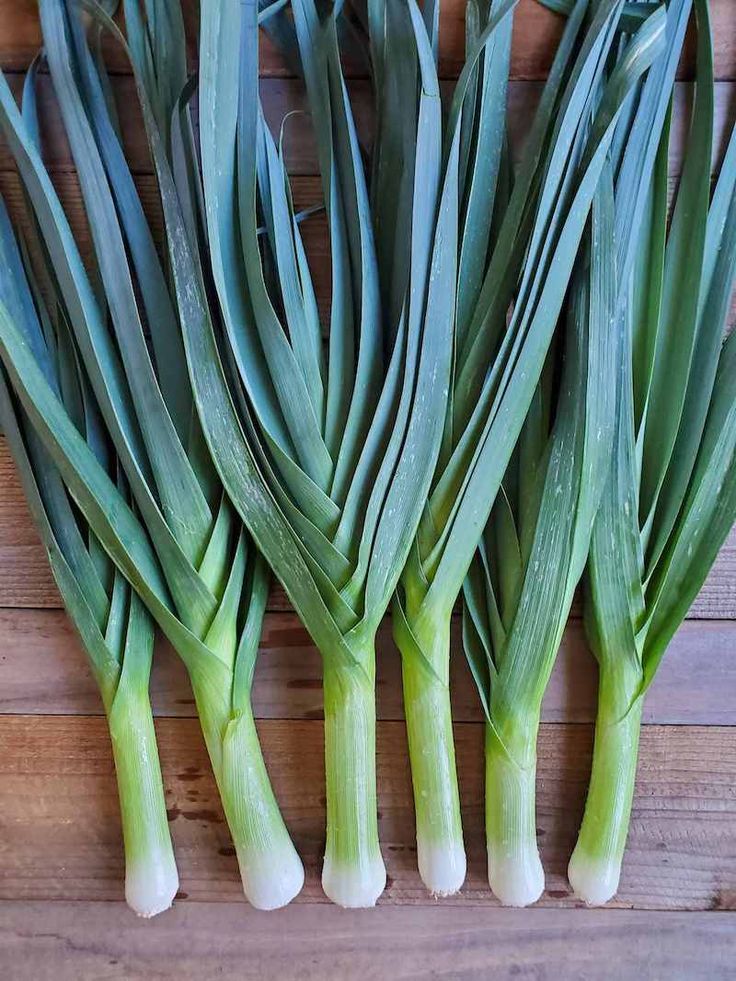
[0,199,178,918]
[569,0,736,905]
[0,0,303,910]
[191,0,465,906]
[2,0,729,915]
[461,0,681,906]
[388,0,664,897]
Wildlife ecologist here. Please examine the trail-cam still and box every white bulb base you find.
[568,851,620,906]
[322,853,386,908]
[417,838,466,897]
[125,851,179,918]
[488,844,545,907]
[236,842,305,910]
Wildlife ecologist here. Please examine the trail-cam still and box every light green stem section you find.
[190,666,303,909]
[485,711,544,906]
[569,660,643,904]
[322,660,385,906]
[219,704,304,909]
[399,615,465,894]
[107,688,178,916]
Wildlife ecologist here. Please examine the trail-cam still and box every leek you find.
[0,201,178,918]
[189,0,462,906]
[462,0,690,906]
[569,0,736,904]
[463,162,620,905]
[387,0,661,897]
[0,0,303,910]
[1,0,453,909]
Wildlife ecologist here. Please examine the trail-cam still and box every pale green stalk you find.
[321,660,383,904]
[105,633,180,916]
[568,660,643,902]
[396,607,464,891]
[484,712,542,905]
[0,200,177,917]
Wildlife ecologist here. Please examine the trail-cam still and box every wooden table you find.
[1,2,735,978]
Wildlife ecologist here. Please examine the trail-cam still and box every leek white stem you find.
[485,719,544,907]
[569,670,643,906]
[401,639,465,896]
[219,706,304,910]
[322,662,386,907]
[108,690,178,917]
[123,853,179,920]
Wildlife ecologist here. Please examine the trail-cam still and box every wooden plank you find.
[2,73,733,176]
[1,0,734,81]
[1,608,735,726]
[0,903,734,981]
[2,439,736,616]
[0,715,734,910]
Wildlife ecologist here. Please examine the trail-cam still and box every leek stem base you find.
[485,719,544,907]
[401,642,465,896]
[322,662,385,907]
[108,690,179,918]
[220,706,305,910]
[568,685,643,906]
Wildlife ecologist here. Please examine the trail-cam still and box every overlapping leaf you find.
[584,0,736,701]
[397,0,666,678]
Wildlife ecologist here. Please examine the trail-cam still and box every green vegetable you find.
[0,0,303,910]
[462,0,680,906]
[463,160,620,905]
[0,199,178,918]
[388,0,661,897]
[569,0,736,905]
[191,0,461,906]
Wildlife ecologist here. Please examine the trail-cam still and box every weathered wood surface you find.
[0,2,735,974]
[0,902,734,981]
[1,608,735,726]
[0,716,734,911]
[1,0,735,80]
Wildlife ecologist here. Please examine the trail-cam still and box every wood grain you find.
[0,715,734,911]
[1,608,735,726]
[0,902,734,981]
[0,0,734,80]
[0,1,735,955]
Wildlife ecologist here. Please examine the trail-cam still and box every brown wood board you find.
[0,902,734,981]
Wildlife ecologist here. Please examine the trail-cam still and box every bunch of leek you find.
[0,0,304,910]
[0,199,178,918]
[190,0,467,906]
[570,0,736,904]
[463,164,619,905]
[384,0,663,896]
[462,0,696,905]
